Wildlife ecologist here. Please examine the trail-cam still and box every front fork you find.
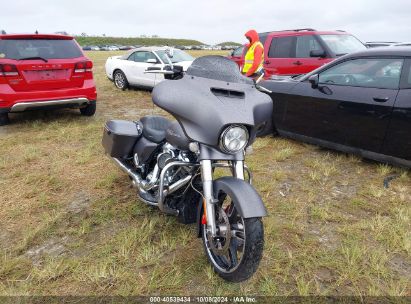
[201,160,245,237]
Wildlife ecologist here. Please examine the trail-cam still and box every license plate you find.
[37,70,57,80]
[23,69,68,82]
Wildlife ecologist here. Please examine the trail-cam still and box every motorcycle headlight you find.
[220,125,249,154]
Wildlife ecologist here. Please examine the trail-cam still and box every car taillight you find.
[0,64,19,77]
[74,61,93,73]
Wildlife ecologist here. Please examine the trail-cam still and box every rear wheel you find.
[0,113,10,126]
[114,70,128,90]
[201,192,264,282]
[80,102,96,116]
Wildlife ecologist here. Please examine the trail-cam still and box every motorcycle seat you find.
[140,115,172,143]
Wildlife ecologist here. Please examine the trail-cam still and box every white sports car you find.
[105,47,194,89]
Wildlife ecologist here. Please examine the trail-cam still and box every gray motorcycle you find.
[102,55,272,282]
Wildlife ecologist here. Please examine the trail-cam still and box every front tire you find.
[201,197,264,282]
[0,112,10,126]
[113,70,129,90]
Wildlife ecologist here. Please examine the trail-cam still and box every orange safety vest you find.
[242,41,264,74]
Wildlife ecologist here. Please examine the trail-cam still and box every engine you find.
[111,141,199,222]
[154,143,195,187]
[136,143,196,192]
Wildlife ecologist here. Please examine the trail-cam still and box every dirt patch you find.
[66,191,91,214]
[0,229,14,251]
[24,236,69,266]
[306,225,341,250]
[330,183,358,199]
[389,254,411,280]
[315,266,334,283]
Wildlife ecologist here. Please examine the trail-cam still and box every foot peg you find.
[137,189,157,206]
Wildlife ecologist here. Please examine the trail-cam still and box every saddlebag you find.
[102,120,142,158]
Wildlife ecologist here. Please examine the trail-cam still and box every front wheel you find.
[201,195,264,282]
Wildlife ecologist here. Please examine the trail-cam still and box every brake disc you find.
[207,207,231,255]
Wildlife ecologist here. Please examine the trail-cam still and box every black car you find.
[263,47,411,168]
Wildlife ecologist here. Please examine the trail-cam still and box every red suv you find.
[0,33,97,125]
[229,28,366,77]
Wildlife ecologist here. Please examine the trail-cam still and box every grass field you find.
[0,50,410,296]
[75,36,241,48]
[75,36,205,47]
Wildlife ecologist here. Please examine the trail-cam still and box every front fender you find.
[214,177,267,218]
[197,176,267,237]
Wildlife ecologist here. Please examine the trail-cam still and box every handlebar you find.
[255,84,272,94]
[144,63,272,93]
[253,72,272,94]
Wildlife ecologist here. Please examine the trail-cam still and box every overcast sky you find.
[1,0,410,44]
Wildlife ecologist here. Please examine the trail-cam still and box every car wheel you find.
[80,102,96,116]
[0,113,10,126]
[113,70,129,90]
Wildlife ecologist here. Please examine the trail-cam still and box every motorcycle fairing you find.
[152,56,273,147]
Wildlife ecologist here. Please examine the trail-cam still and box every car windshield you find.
[320,34,366,55]
[0,39,83,60]
[156,49,194,63]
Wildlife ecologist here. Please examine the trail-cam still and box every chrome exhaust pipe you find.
[113,158,199,214]
[113,158,159,206]
[113,157,143,186]
[112,157,159,191]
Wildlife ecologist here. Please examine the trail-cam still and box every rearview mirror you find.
[165,48,174,58]
[310,50,326,58]
[146,58,157,64]
[308,74,319,89]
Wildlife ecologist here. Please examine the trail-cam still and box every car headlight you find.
[220,125,249,154]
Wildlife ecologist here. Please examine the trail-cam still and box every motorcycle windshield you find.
[152,56,272,146]
[185,55,253,84]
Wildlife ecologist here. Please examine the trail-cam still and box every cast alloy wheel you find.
[201,192,264,282]
[114,70,129,90]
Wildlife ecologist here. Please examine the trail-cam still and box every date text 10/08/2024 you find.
[149,296,257,303]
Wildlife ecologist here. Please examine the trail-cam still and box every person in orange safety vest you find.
[242,29,264,78]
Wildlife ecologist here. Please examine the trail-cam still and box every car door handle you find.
[293,61,303,66]
[264,60,270,64]
[373,97,389,102]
